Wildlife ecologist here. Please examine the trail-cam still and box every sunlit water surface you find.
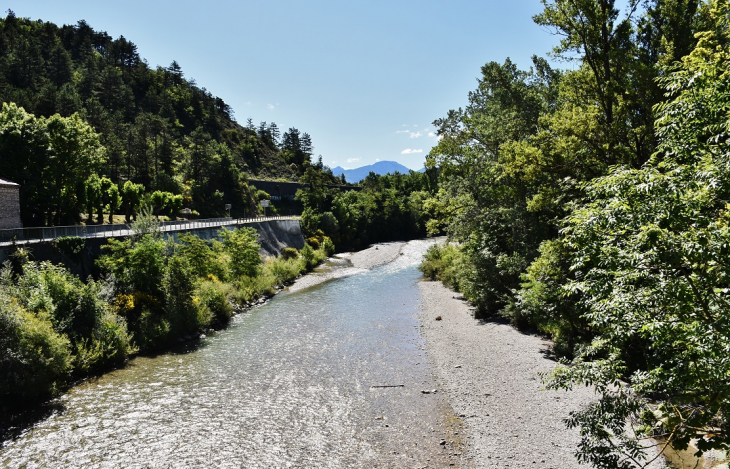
[1,240,461,468]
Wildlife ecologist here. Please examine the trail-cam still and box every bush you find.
[219,227,262,279]
[300,244,317,270]
[0,292,72,403]
[194,280,234,326]
[280,247,299,260]
[5,261,135,373]
[176,233,226,280]
[264,256,303,285]
[419,243,463,290]
[162,255,198,337]
[74,307,136,374]
[306,237,320,250]
[53,236,85,262]
[321,237,335,256]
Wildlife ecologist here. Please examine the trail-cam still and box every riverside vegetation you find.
[420,1,730,467]
[0,213,334,421]
[0,11,344,227]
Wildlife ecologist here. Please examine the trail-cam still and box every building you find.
[0,178,22,229]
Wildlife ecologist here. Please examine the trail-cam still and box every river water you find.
[1,240,463,468]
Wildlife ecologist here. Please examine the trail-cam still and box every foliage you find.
[546,5,730,464]
[0,291,72,403]
[53,236,85,262]
[218,227,261,279]
[176,233,226,279]
[298,168,439,251]
[306,237,320,250]
[0,102,104,226]
[280,247,299,260]
[418,243,464,292]
[417,1,727,467]
[162,255,198,337]
[2,261,135,375]
[194,279,234,326]
[0,13,337,225]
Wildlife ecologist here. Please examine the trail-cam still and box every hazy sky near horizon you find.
[6,1,561,171]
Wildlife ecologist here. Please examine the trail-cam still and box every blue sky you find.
[7,1,561,171]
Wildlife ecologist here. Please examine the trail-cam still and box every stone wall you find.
[0,182,21,229]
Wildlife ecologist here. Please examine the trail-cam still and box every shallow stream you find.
[1,240,463,468]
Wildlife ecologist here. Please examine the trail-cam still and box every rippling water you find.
[1,240,461,468]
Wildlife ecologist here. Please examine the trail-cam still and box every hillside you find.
[0,11,337,224]
[331,160,415,183]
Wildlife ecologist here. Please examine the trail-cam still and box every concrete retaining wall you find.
[0,219,306,278]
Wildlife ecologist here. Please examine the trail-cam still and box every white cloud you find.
[428,132,436,138]
[347,158,361,163]
[401,149,423,154]
[267,104,275,110]
[397,129,423,138]
[375,158,381,162]
[244,101,252,106]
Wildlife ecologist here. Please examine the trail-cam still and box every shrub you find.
[321,237,335,256]
[263,256,302,285]
[300,244,317,270]
[219,227,262,279]
[0,293,72,403]
[53,236,85,262]
[306,237,320,250]
[280,247,299,260]
[176,233,224,280]
[7,261,135,374]
[194,280,234,326]
[162,255,198,337]
[419,243,463,290]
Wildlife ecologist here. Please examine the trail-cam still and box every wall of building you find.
[0,184,22,229]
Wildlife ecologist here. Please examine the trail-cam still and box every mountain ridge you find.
[331,160,421,183]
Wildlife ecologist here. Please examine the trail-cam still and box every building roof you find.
[0,178,19,187]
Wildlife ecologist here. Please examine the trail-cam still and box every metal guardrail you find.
[0,215,291,245]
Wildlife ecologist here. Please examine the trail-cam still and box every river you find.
[1,240,463,468]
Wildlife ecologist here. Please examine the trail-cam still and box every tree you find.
[0,104,105,226]
[121,180,145,222]
[546,5,730,465]
[534,0,655,166]
[108,183,121,223]
[218,227,261,279]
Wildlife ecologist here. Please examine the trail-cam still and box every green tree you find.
[218,227,261,279]
[121,180,145,222]
[547,5,730,465]
[0,291,72,403]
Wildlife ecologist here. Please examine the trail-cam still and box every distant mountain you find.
[331,161,415,183]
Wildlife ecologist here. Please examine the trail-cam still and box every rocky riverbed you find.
[416,264,669,469]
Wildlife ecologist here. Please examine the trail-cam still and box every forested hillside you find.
[421,0,730,466]
[0,11,337,226]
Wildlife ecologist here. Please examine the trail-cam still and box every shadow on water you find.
[0,401,66,444]
[0,333,214,447]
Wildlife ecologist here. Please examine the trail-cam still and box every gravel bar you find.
[417,279,667,469]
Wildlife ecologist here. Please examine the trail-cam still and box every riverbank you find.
[417,279,668,469]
